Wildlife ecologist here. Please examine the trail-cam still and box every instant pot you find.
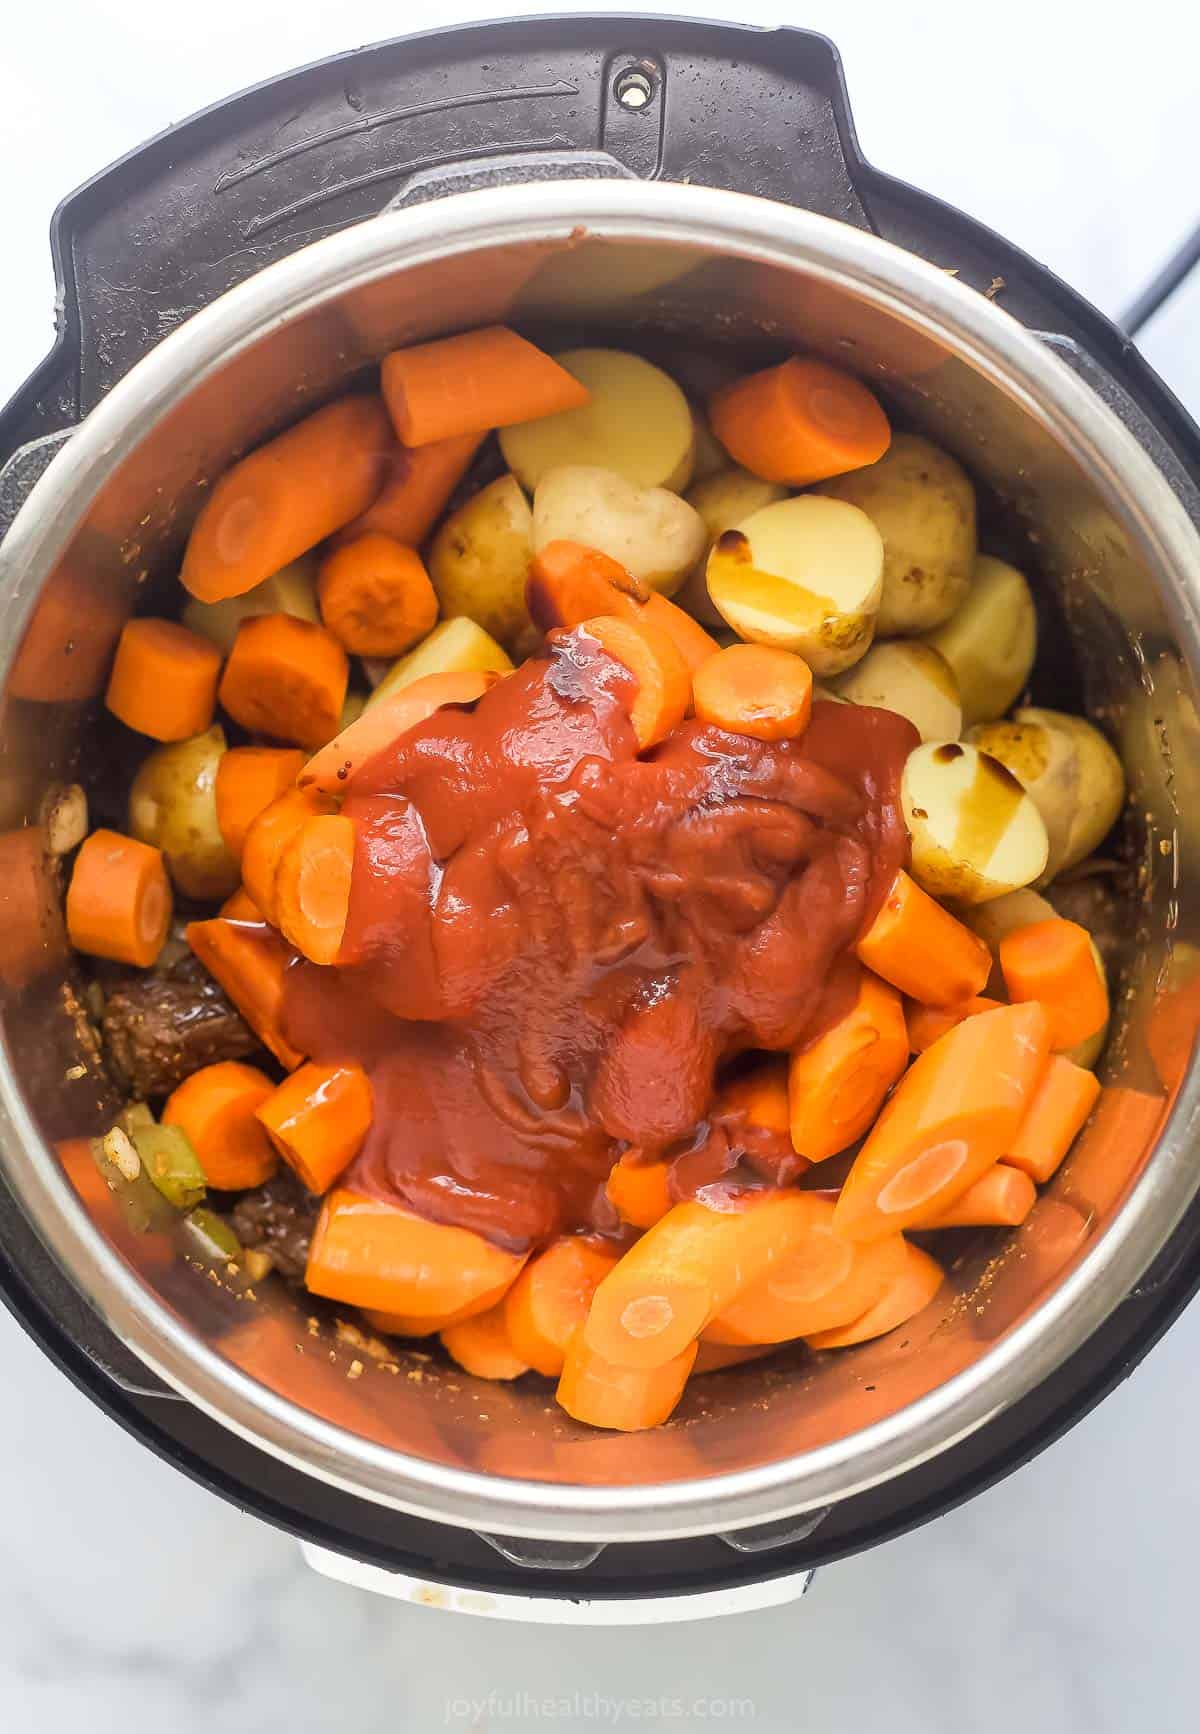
[2,15,1200,1622]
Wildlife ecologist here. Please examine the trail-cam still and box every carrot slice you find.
[692,643,814,742]
[305,1188,526,1316]
[240,785,337,925]
[504,1237,620,1376]
[583,1189,827,1369]
[317,533,439,658]
[381,326,589,446]
[186,916,305,1069]
[580,614,691,751]
[709,356,891,486]
[789,963,909,1161]
[300,669,495,794]
[1004,1053,1102,1184]
[528,540,720,676]
[219,886,261,921]
[833,1000,1052,1241]
[218,613,349,750]
[692,1341,776,1375]
[214,747,305,861]
[1000,918,1109,1050]
[912,1163,1036,1228]
[256,1061,373,1195]
[805,1243,946,1349]
[363,1302,498,1338]
[441,1301,531,1381]
[274,814,355,967]
[605,1152,674,1230]
[181,395,391,602]
[67,829,172,968]
[163,1061,278,1191]
[856,869,992,1006]
[557,1327,696,1431]
[105,619,222,741]
[906,995,1004,1055]
[335,431,483,547]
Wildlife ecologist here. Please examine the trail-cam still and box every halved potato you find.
[831,641,962,742]
[813,434,976,635]
[500,350,695,494]
[922,555,1037,726]
[901,740,1049,904]
[181,556,319,653]
[129,726,239,901]
[675,467,790,627]
[704,495,884,675]
[967,707,1125,881]
[367,617,513,709]
[532,465,707,597]
[428,475,533,651]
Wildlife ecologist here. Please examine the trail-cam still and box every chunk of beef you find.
[231,1169,319,1282]
[101,972,260,1099]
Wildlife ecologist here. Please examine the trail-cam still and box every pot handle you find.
[381,147,638,212]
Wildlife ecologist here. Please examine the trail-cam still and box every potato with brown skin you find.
[676,467,790,627]
[901,740,1049,904]
[922,555,1037,726]
[428,474,533,651]
[129,726,239,902]
[967,707,1125,882]
[532,466,707,597]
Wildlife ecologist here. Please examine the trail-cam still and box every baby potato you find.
[704,495,884,676]
[901,739,1049,905]
[500,349,696,494]
[367,617,513,709]
[181,555,319,654]
[967,707,1125,881]
[831,640,962,743]
[923,554,1037,726]
[813,434,976,635]
[532,465,707,597]
[428,475,533,651]
[129,725,239,902]
[675,467,790,627]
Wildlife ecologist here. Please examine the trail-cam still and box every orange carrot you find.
[557,1327,696,1431]
[181,395,391,602]
[274,814,355,967]
[218,613,349,750]
[300,669,496,794]
[163,1061,278,1191]
[709,356,891,487]
[911,1163,1036,1228]
[789,964,909,1161]
[692,1341,776,1374]
[335,431,483,547]
[381,326,589,447]
[583,1189,828,1369]
[219,887,261,921]
[214,747,305,861]
[306,1188,526,1317]
[256,1061,373,1195]
[67,829,172,968]
[240,786,337,925]
[805,1243,945,1349]
[833,1000,1052,1241]
[105,619,222,741]
[504,1237,621,1376]
[719,1057,792,1135]
[692,643,814,742]
[856,869,992,1006]
[317,533,439,658]
[906,995,1004,1054]
[1004,1053,1102,1184]
[441,1302,530,1381]
[580,614,691,751]
[363,1303,492,1338]
[527,540,720,676]
[605,1153,674,1230]
[186,916,305,1069]
[1000,918,1109,1050]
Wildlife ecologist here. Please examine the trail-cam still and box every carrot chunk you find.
[805,1243,945,1349]
[163,1061,278,1191]
[215,747,305,861]
[274,814,355,967]
[335,431,483,547]
[218,613,349,750]
[381,326,589,447]
[1004,1053,1102,1183]
[709,356,891,486]
[504,1237,620,1376]
[317,533,439,658]
[557,1327,696,1431]
[300,669,496,794]
[186,916,304,1069]
[1000,918,1109,1050]
[906,995,1004,1054]
[692,643,814,742]
[692,1341,776,1375]
[856,869,992,1006]
[256,1061,373,1195]
[219,886,262,921]
[605,1153,674,1230]
[789,963,909,1161]
[580,614,691,750]
[67,829,172,968]
[911,1163,1036,1228]
[441,1302,531,1381]
[528,541,719,676]
[240,786,337,926]
[105,619,222,741]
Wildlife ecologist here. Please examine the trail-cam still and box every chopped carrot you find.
[789,963,908,1161]
[218,613,349,750]
[557,1327,696,1431]
[580,614,691,751]
[186,916,305,1069]
[1004,1053,1102,1184]
[363,1304,489,1338]
[583,1189,827,1368]
[720,1057,791,1134]
[833,1000,1052,1241]
[906,995,1004,1054]
[805,1243,945,1349]
[504,1237,620,1376]
[441,1302,531,1381]
[381,326,589,446]
[274,814,355,967]
[240,785,336,925]
[317,533,439,658]
[856,869,992,1006]
[305,1188,526,1317]
[692,643,814,742]
[528,540,720,676]
[300,669,496,794]
[67,829,172,968]
[181,395,391,602]
[692,1341,776,1374]
[105,619,222,741]
[605,1153,674,1230]
[709,356,891,486]
[335,431,483,547]
[163,1061,278,1190]
[219,886,261,921]
[214,747,305,861]
[1000,918,1109,1050]
[256,1061,373,1195]
[911,1163,1036,1228]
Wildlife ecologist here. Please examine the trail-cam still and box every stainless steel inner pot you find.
[2,179,1199,1543]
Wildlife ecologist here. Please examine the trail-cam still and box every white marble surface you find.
[4,1,1200,1726]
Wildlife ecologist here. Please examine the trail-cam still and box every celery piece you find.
[130,1123,207,1212]
[183,1207,242,1265]
[117,1101,156,1139]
